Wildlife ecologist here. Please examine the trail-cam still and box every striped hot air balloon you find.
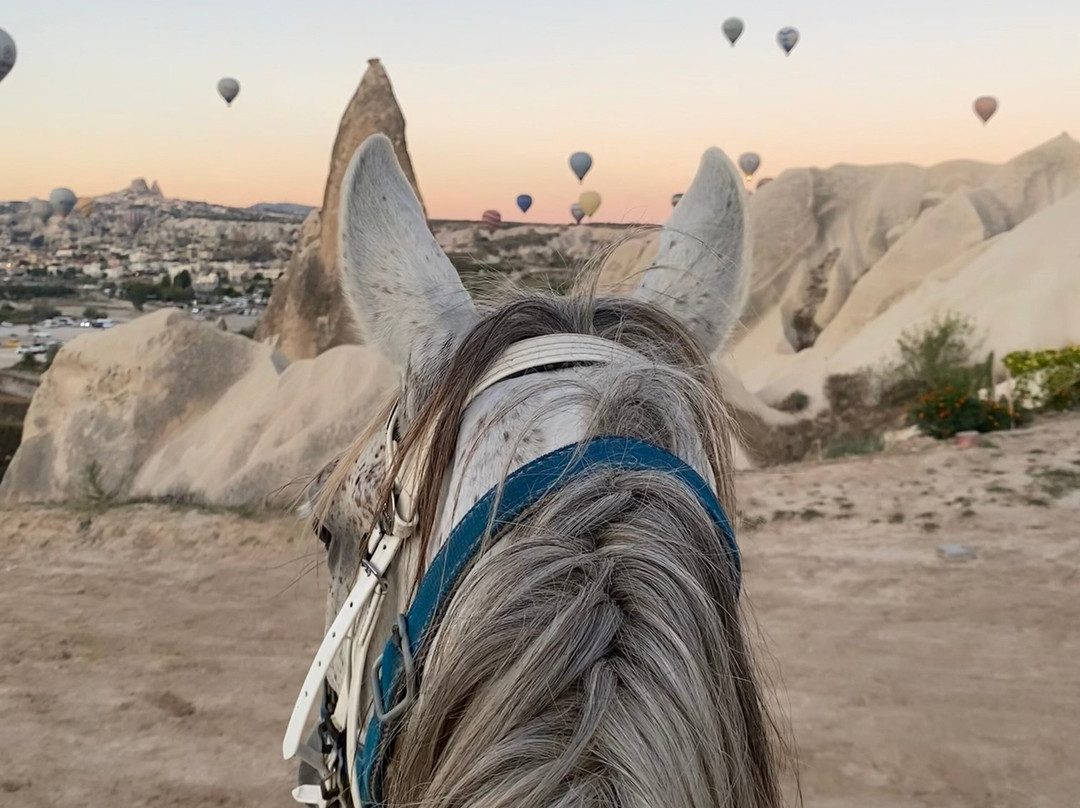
[481,209,502,231]
[125,209,148,234]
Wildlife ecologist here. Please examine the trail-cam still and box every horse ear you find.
[339,134,478,374]
[633,147,751,354]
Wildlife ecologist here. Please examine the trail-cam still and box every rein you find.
[282,335,741,808]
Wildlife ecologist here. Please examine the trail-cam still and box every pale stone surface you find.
[0,309,397,507]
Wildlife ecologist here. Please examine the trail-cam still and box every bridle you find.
[282,334,741,807]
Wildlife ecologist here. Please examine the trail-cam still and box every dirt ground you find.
[2,414,1078,807]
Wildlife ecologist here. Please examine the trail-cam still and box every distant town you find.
[0,179,312,366]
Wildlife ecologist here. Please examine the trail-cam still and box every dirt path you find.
[2,414,1078,807]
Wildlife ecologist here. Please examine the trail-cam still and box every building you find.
[193,271,220,293]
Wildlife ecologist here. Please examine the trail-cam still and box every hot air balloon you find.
[671,193,684,207]
[722,18,744,46]
[28,198,52,224]
[973,96,998,125]
[49,188,77,218]
[0,28,16,84]
[569,152,593,183]
[481,209,502,231]
[516,194,533,214]
[756,177,774,190]
[578,191,601,218]
[125,209,148,235]
[217,77,240,106]
[737,153,761,181]
[570,203,585,224]
[777,27,799,55]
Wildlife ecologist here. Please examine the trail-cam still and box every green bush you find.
[911,385,1019,438]
[889,314,1021,439]
[894,312,979,393]
[83,306,107,320]
[1003,346,1080,410]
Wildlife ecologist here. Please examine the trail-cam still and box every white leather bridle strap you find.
[394,334,651,507]
[470,334,650,402]
[283,334,649,765]
[281,526,404,759]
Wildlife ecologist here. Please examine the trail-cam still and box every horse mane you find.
[311,270,784,807]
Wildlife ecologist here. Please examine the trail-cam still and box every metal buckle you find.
[369,614,417,724]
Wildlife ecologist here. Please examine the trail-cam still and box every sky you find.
[1,0,1079,223]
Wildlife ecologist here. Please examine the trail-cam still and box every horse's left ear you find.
[633,147,751,354]
[340,134,479,375]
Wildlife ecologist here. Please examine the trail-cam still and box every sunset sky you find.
[2,0,1079,223]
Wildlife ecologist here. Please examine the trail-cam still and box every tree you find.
[175,269,192,289]
[83,307,107,320]
[123,282,154,311]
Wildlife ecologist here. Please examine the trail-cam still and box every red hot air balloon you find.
[481,209,502,231]
[973,96,998,125]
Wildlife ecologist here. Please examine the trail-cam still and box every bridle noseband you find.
[283,335,741,807]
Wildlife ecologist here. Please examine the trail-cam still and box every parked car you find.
[15,344,48,356]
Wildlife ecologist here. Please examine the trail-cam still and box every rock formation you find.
[731,133,1080,406]
[598,133,1080,410]
[0,309,397,507]
[256,59,424,359]
[0,310,270,503]
[149,180,163,196]
[128,178,151,195]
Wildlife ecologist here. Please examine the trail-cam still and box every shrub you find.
[825,373,871,413]
[1003,346,1080,411]
[879,312,1021,439]
[83,306,107,320]
[894,312,979,393]
[910,385,1019,438]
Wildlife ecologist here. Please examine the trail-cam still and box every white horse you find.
[285,133,780,808]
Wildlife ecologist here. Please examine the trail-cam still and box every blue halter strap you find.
[357,436,740,805]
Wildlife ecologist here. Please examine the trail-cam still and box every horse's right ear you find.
[339,134,478,375]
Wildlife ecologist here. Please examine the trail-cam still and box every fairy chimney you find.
[256,59,425,359]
